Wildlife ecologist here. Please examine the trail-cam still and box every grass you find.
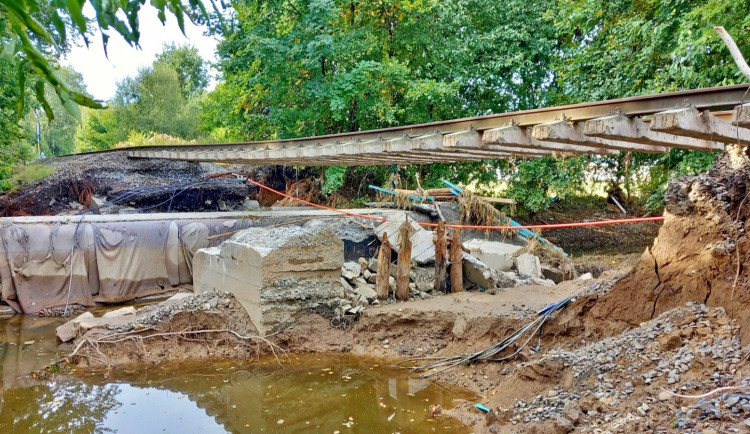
[5,164,55,192]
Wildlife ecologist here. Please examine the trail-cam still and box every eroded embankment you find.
[55,149,750,432]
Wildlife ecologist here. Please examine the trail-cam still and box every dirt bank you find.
[581,149,750,345]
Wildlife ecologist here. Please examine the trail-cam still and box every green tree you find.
[0,0,209,119]
[155,42,210,98]
[22,66,90,156]
[114,63,200,139]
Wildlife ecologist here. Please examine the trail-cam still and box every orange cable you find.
[244,178,665,231]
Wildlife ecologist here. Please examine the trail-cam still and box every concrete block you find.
[463,239,523,272]
[374,213,435,264]
[463,253,520,289]
[193,225,344,335]
[514,253,542,279]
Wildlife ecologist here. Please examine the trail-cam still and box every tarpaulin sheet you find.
[0,218,228,314]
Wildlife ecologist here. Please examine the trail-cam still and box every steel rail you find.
[51,83,748,160]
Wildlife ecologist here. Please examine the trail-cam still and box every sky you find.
[62,5,219,102]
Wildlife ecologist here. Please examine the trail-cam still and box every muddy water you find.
[0,313,473,433]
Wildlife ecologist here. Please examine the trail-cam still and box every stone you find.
[241,199,260,210]
[658,391,672,401]
[102,306,136,318]
[463,239,522,272]
[724,395,740,407]
[463,253,520,289]
[340,277,354,293]
[218,200,228,211]
[193,225,344,335]
[576,272,593,281]
[363,269,372,280]
[56,311,95,342]
[416,280,434,292]
[341,262,362,281]
[355,284,378,302]
[514,253,542,279]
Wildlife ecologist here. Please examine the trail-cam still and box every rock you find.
[241,199,260,210]
[463,253,520,289]
[56,311,95,342]
[218,200,227,211]
[724,395,740,408]
[341,262,362,281]
[658,391,672,401]
[576,272,593,281]
[388,276,397,293]
[355,284,378,302]
[744,418,750,427]
[340,277,354,294]
[416,280,434,292]
[463,239,522,272]
[363,269,372,280]
[514,253,542,279]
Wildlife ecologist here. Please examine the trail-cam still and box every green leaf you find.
[16,62,26,118]
[55,87,81,122]
[34,79,54,120]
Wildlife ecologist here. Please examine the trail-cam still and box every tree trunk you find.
[376,232,391,300]
[434,220,448,293]
[396,222,412,301]
[449,229,463,293]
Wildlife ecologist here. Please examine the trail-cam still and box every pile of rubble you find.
[488,302,749,432]
[333,258,438,321]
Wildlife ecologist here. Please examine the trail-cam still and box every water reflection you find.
[0,312,472,433]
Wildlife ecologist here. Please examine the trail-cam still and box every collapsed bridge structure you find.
[124,84,750,165]
[2,84,749,320]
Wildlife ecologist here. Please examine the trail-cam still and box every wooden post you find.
[375,232,391,300]
[396,220,413,301]
[449,229,463,293]
[434,220,448,293]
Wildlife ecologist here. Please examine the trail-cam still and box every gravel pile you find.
[501,302,749,432]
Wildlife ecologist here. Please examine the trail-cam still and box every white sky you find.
[62,5,219,101]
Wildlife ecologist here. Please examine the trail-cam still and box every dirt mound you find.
[582,149,750,344]
[0,154,304,216]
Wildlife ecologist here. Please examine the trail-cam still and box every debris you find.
[514,253,542,279]
[463,239,522,272]
[475,403,490,413]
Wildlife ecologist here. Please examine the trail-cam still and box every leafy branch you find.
[0,0,210,121]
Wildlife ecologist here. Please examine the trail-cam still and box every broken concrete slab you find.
[374,213,435,264]
[514,253,542,279]
[463,239,523,272]
[463,253,520,289]
[341,262,361,281]
[102,306,136,318]
[193,225,344,335]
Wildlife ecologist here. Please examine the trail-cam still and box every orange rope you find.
[244,178,665,231]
